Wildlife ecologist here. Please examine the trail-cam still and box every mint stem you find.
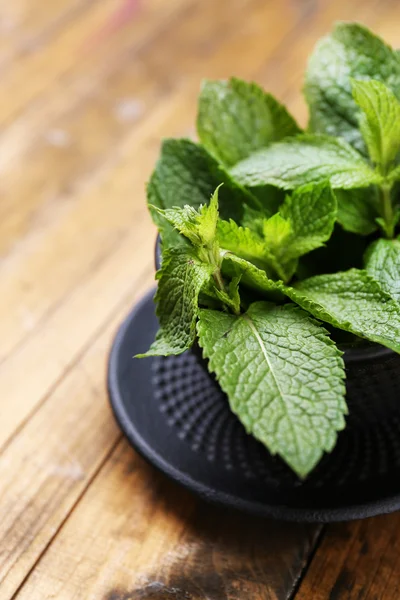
[213,268,225,291]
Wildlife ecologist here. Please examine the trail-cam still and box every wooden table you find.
[1,0,400,598]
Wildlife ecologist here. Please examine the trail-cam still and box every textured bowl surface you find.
[108,288,400,522]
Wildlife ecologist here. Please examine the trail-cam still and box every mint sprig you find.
[140,22,400,478]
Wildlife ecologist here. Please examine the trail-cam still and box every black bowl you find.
[107,236,400,522]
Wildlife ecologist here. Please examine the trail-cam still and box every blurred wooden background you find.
[1,0,400,598]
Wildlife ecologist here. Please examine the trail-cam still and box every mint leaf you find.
[305,23,400,153]
[147,139,260,235]
[138,249,213,357]
[197,302,346,477]
[218,219,296,282]
[365,238,400,302]
[262,213,292,249]
[261,183,337,280]
[221,254,284,302]
[217,219,270,268]
[278,182,337,257]
[352,79,400,169]
[197,78,301,167]
[285,270,400,353]
[335,188,379,235]
[230,135,381,190]
[151,204,206,247]
[151,185,220,248]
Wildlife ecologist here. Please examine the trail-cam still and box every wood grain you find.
[0,272,154,599]
[2,0,400,598]
[296,515,400,600]
[13,440,320,600]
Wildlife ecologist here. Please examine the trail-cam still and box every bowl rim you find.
[154,235,395,365]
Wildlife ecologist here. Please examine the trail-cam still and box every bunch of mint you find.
[138,23,400,478]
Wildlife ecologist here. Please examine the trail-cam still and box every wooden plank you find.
[296,515,400,600]
[0,270,153,599]
[12,439,321,600]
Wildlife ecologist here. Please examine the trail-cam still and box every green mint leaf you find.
[305,23,400,153]
[352,79,400,169]
[138,249,213,357]
[151,204,204,247]
[197,78,301,167]
[285,270,400,353]
[147,139,260,238]
[217,220,270,269]
[217,219,296,282]
[365,238,400,302]
[230,135,381,190]
[197,185,220,245]
[278,182,337,257]
[152,185,221,248]
[197,302,346,478]
[335,188,379,235]
[221,254,284,302]
[262,213,292,249]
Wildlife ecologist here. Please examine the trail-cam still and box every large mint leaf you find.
[197,302,346,477]
[147,139,260,235]
[365,238,400,302]
[138,249,213,357]
[335,187,379,235]
[230,135,381,190]
[352,79,400,169]
[305,23,400,153]
[197,78,301,167]
[285,270,400,353]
